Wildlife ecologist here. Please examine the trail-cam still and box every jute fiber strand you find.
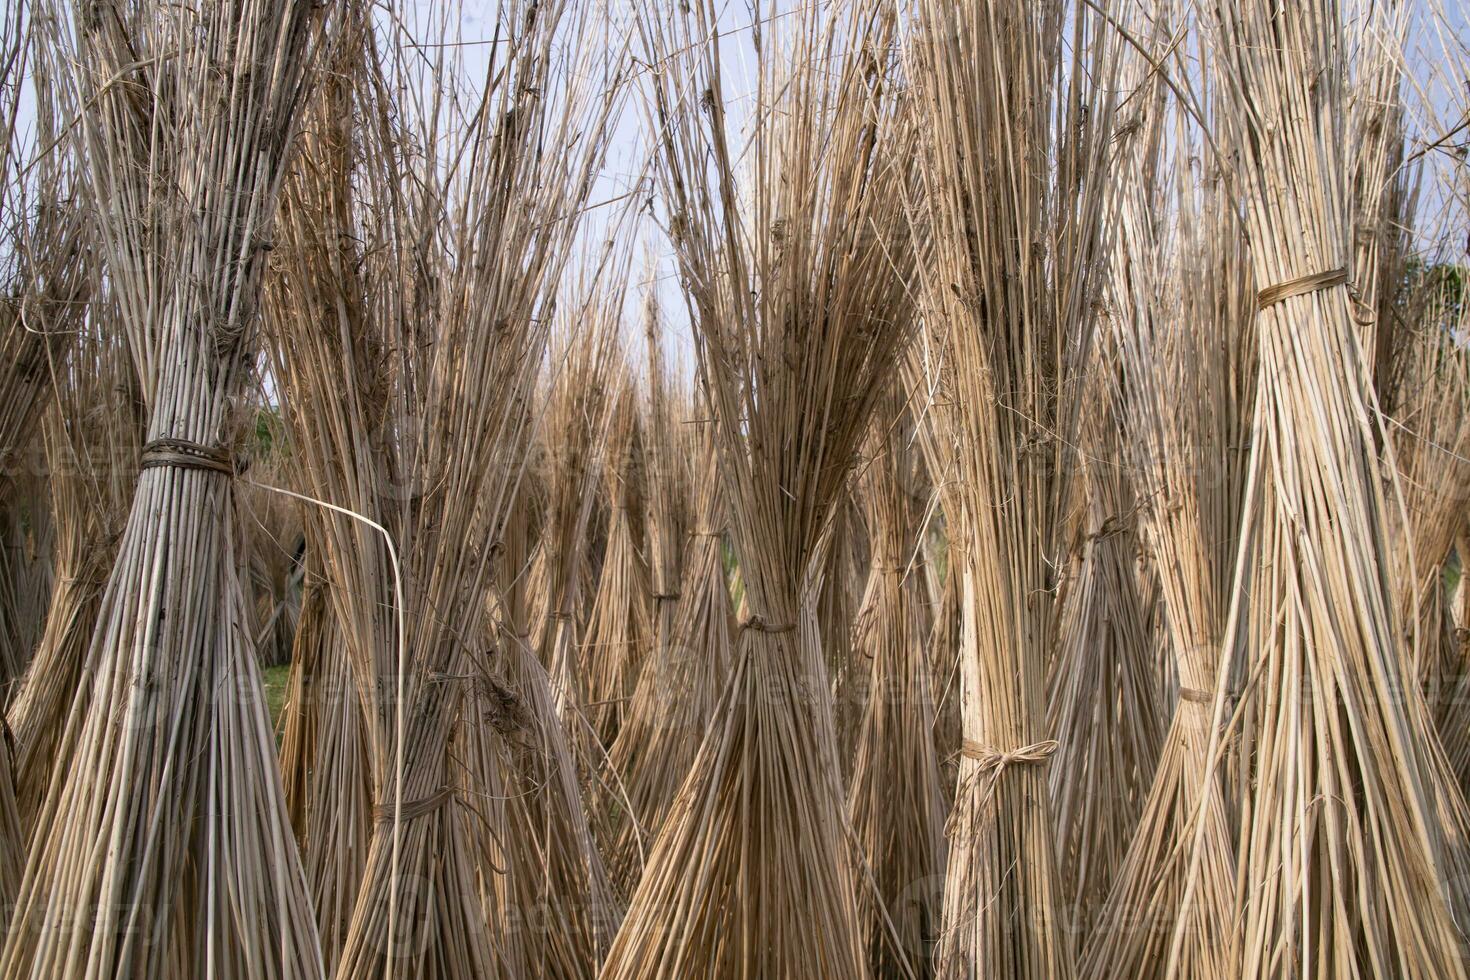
[1082,94,1254,980]
[846,395,947,977]
[908,1,1128,975]
[604,1,916,975]
[0,0,328,974]
[1200,0,1470,974]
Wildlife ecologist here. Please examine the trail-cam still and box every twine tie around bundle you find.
[960,738,1059,774]
[1179,685,1239,706]
[739,614,797,634]
[374,786,455,824]
[946,739,1061,840]
[140,437,235,476]
[1255,267,1347,310]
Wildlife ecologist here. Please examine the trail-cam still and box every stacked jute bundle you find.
[262,3,625,973]
[1198,0,1470,973]
[0,8,89,506]
[240,448,305,669]
[0,191,90,692]
[1,307,135,925]
[908,378,964,790]
[538,311,623,739]
[0,101,109,846]
[605,1,917,974]
[581,375,653,744]
[1345,0,1414,377]
[824,487,870,767]
[1383,262,1470,764]
[0,0,328,973]
[1385,17,1470,788]
[846,394,947,976]
[6,318,140,834]
[601,432,733,890]
[908,1,1127,975]
[637,299,693,707]
[1082,98,1256,979]
[493,465,620,979]
[0,493,49,705]
[259,12,388,965]
[0,7,66,918]
[1046,355,1165,941]
[276,563,369,965]
[925,538,963,789]
[507,287,627,977]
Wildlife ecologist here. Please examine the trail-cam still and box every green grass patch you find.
[261,663,292,732]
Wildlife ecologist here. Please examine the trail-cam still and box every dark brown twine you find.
[374,786,455,824]
[1256,267,1347,310]
[140,438,234,477]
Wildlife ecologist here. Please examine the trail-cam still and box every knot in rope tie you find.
[739,615,797,634]
[960,738,1059,774]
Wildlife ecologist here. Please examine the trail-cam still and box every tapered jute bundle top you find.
[603,1,917,975]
